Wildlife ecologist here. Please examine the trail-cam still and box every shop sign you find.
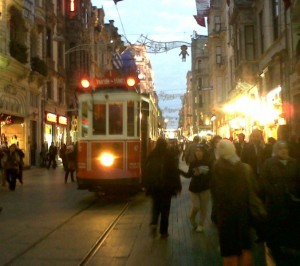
[45,112,68,125]
[45,112,57,124]
[58,116,67,126]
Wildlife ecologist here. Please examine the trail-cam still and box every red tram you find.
[76,70,159,193]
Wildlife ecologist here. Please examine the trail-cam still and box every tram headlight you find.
[99,152,114,167]
[80,78,90,89]
[126,77,136,87]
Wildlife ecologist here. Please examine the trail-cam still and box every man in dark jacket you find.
[143,138,182,238]
[241,129,264,179]
[234,133,248,158]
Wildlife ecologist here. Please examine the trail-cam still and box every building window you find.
[272,0,279,40]
[58,87,64,104]
[57,0,63,15]
[259,11,264,54]
[197,60,202,71]
[245,25,255,60]
[46,28,52,58]
[46,81,52,100]
[216,46,222,64]
[217,77,224,103]
[235,28,241,65]
[199,95,203,108]
[30,93,38,108]
[214,16,221,32]
[198,78,203,90]
[58,42,64,68]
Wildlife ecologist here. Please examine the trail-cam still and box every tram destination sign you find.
[95,77,127,87]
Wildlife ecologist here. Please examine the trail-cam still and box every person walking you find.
[262,137,276,162]
[234,133,248,158]
[211,139,265,266]
[47,142,57,169]
[39,142,48,167]
[241,129,265,179]
[59,143,67,171]
[184,135,200,166]
[260,140,300,265]
[207,135,222,168]
[182,144,211,232]
[142,138,182,238]
[1,144,21,191]
[64,145,76,183]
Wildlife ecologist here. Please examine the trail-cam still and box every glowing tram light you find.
[126,77,136,87]
[99,153,114,167]
[81,79,90,89]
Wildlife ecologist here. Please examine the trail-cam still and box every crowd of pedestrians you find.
[143,131,300,265]
[38,141,77,184]
[0,140,78,192]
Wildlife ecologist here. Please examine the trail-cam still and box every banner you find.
[194,15,206,27]
[158,92,184,101]
[195,0,210,17]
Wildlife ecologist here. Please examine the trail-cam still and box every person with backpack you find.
[1,144,20,191]
[142,138,182,238]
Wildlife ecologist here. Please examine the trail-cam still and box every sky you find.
[92,0,208,128]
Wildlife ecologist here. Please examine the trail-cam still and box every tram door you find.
[140,100,149,174]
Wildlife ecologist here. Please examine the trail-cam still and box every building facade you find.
[184,0,300,142]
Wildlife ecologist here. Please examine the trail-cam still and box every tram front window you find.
[93,104,106,135]
[109,103,123,135]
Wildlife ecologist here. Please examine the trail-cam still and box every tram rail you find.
[79,202,130,266]
[2,193,131,266]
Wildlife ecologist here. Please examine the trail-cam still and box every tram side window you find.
[81,102,88,137]
[109,103,123,135]
[127,101,134,136]
[93,104,106,135]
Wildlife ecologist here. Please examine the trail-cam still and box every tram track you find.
[79,202,130,266]
[2,198,99,266]
[1,193,131,266]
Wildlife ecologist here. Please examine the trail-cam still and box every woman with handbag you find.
[181,144,211,232]
[211,139,266,266]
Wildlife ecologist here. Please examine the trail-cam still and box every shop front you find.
[222,86,285,141]
[0,114,25,148]
[44,112,68,149]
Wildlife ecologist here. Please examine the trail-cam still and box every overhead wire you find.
[113,2,130,44]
